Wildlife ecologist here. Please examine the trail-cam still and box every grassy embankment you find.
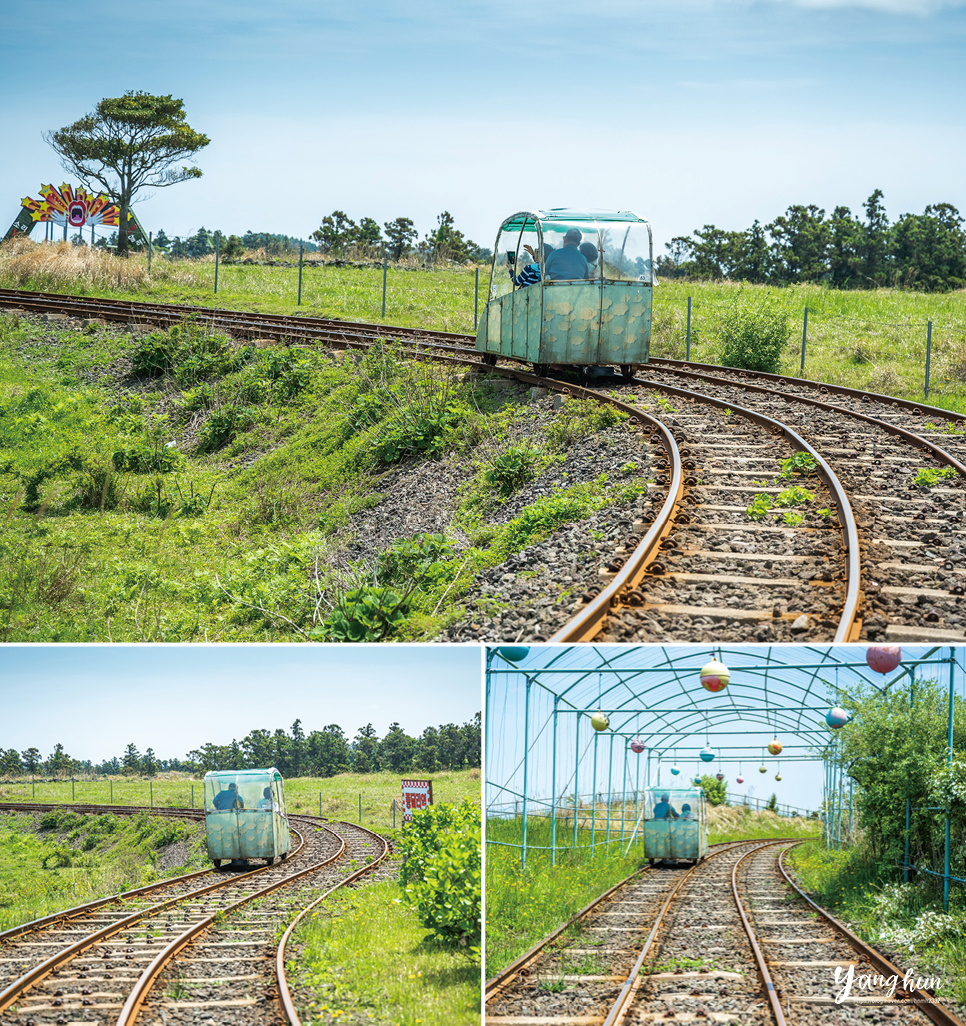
[0,302,635,641]
[485,804,819,978]
[787,841,966,1005]
[0,807,205,933]
[0,767,481,840]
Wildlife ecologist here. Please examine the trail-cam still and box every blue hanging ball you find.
[692,776,703,786]
[670,765,681,776]
[494,647,530,663]
[826,707,850,729]
[699,747,715,763]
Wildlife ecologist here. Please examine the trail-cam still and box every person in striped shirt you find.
[509,243,550,287]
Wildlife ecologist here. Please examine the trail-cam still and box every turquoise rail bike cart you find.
[642,787,708,865]
[204,767,292,867]
[475,208,656,378]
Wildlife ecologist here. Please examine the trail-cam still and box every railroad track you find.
[0,803,390,1025]
[5,288,966,645]
[485,838,966,1026]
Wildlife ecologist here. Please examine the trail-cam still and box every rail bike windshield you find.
[204,768,287,815]
[646,788,704,822]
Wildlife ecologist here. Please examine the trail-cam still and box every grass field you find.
[3,239,965,407]
[0,768,481,839]
[484,805,819,977]
[292,880,480,1026]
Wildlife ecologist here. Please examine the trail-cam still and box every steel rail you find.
[0,825,309,1013]
[115,823,364,1026]
[555,377,863,643]
[650,356,966,426]
[643,365,966,476]
[275,821,391,1025]
[731,843,789,1026]
[777,844,966,1026]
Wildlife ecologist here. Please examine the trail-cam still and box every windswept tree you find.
[384,216,418,260]
[45,91,209,255]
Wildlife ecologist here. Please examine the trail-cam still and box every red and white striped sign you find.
[401,779,433,822]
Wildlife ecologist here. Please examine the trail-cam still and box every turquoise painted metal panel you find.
[509,289,530,361]
[540,284,600,364]
[643,787,708,861]
[599,285,651,365]
[203,768,291,862]
[643,819,671,858]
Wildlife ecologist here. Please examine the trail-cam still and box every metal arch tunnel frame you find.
[485,646,955,866]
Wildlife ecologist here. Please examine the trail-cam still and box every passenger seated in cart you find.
[680,803,694,820]
[544,229,590,280]
[213,782,243,810]
[257,786,276,810]
[579,242,600,279]
[653,793,679,820]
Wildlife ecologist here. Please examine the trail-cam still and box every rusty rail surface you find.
[778,845,966,1026]
[275,821,391,1025]
[732,843,790,1026]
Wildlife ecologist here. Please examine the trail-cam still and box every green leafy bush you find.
[775,484,814,507]
[745,493,773,521]
[196,406,254,453]
[911,467,958,488]
[375,403,465,463]
[377,533,454,585]
[112,441,184,474]
[481,445,539,497]
[324,586,410,641]
[719,299,790,373]
[780,452,818,478]
[398,800,481,955]
[545,398,627,449]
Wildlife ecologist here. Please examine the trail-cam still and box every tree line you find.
[659,189,966,292]
[1,713,481,779]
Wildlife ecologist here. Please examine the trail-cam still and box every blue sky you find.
[0,645,481,764]
[2,0,964,255]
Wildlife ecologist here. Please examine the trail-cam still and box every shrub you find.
[324,586,410,641]
[375,403,464,463]
[719,299,790,373]
[398,800,481,955]
[112,441,184,474]
[377,533,454,585]
[195,406,254,453]
[481,445,539,497]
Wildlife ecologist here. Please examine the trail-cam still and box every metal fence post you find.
[382,257,388,317]
[150,780,153,808]
[359,793,362,823]
[32,775,35,799]
[214,232,220,294]
[474,266,480,331]
[925,321,933,399]
[800,307,808,376]
[148,232,152,273]
[191,784,194,809]
[298,243,304,306]
[319,791,322,819]
[392,799,396,830]
[685,297,692,361]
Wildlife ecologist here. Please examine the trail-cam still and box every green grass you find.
[0,808,206,932]
[0,307,641,641]
[292,879,480,1026]
[652,279,966,412]
[485,806,819,978]
[787,840,966,1006]
[0,769,481,838]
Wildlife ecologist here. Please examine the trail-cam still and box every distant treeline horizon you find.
[3,713,481,779]
[659,189,966,293]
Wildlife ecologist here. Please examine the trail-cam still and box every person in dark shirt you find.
[509,243,549,287]
[544,229,590,280]
[680,803,694,820]
[653,793,679,820]
[213,782,243,810]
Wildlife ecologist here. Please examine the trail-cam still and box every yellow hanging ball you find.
[591,710,610,731]
[700,658,730,693]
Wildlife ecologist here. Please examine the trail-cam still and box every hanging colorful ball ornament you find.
[495,646,530,663]
[826,707,850,729]
[759,764,767,774]
[630,737,646,753]
[866,645,902,675]
[736,775,745,784]
[775,773,783,781]
[700,658,730,693]
[715,772,725,781]
[767,738,783,756]
[692,776,703,786]
[670,765,681,776]
[699,747,715,763]
[591,710,610,732]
